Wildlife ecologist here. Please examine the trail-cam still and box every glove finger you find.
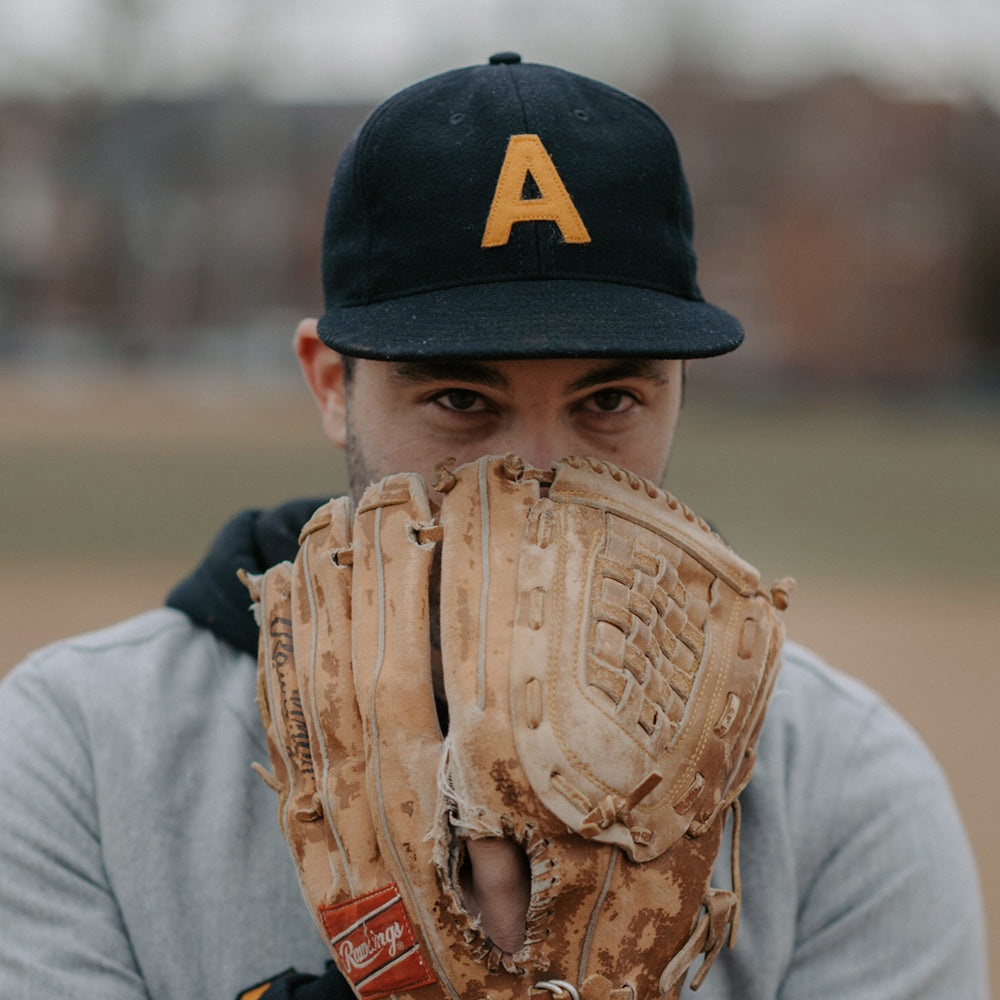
[439,456,541,825]
[253,559,324,863]
[350,474,444,892]
[293,498,390,901]
[438,456,581,971]
[439,456,537,715]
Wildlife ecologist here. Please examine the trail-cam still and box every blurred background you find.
[1,0,997,984]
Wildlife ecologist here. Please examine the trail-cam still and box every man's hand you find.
[461,838,531,954]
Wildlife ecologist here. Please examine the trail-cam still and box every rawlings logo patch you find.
[320,884,436,999]
[482,134,591,247]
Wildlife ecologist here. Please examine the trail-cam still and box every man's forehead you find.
[384,357,673,392]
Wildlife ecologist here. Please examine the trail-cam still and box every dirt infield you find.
[2,371,996,986]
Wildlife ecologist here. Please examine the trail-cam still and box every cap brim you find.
[317,279,743,360]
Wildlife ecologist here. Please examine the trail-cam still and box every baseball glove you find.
[242,454,791,1000]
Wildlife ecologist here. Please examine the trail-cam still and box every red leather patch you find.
[320,884,436,999]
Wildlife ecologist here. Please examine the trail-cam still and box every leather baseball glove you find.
[242,454,791,1000]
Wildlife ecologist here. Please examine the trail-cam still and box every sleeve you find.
[0,654,150,999]
[778,697,989,1000]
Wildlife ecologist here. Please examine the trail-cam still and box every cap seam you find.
[336,272,703,308]
[504,64,543,274]
[583,83,696,290]
[350,69,478,302]
[330,344,729,362]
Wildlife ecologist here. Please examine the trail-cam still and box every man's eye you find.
[588,389,634,413]
[434,389,483,412]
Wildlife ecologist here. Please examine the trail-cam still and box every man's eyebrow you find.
[388,360,510,391]
[564,359,669,394]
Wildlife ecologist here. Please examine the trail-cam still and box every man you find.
[0,54,987,1000]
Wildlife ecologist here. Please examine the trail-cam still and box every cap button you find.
[489,52,521,65]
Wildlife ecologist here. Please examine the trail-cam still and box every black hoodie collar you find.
[165,498,327,656]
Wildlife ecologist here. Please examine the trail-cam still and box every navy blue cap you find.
[317,54,743,360]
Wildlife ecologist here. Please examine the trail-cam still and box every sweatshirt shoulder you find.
[760,639,952,818]
[777,639,884,709]
[767,639,914,750]
[2,608,259,737]
[6,609,212,687]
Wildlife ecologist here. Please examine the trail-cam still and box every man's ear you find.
[294,318,347,449]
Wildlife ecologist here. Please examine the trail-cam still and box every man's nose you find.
[501,422,577,471]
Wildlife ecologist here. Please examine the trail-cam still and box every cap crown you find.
[317,56,742,360]
[324,59,700,307]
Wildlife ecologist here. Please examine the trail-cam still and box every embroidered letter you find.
[481,134,591,247]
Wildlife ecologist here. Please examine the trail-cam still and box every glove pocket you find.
[510,492,767,864]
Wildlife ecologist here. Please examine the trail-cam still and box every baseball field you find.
[2,368,997,987]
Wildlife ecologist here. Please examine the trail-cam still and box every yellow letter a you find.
[481,134,591,248]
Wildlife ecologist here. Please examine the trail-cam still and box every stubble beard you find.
[344,413,376,506]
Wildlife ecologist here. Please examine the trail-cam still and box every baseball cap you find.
[317,53,743,360]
